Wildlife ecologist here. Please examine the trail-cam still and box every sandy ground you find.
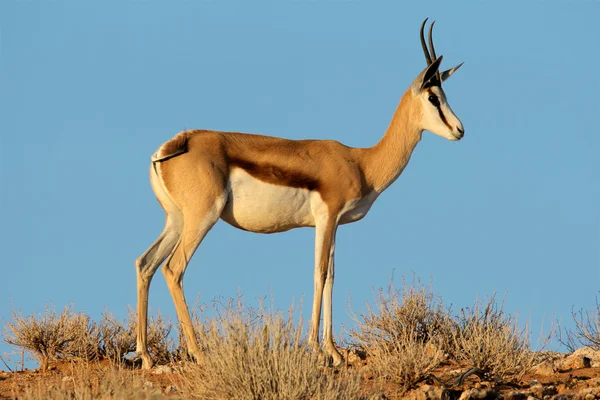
[1,351,599,399]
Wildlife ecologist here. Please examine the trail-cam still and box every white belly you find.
[221,169,316,233]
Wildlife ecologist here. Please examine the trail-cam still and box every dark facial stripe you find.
[427,90,452,131]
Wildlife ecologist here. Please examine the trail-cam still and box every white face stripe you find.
[420,86,463,140]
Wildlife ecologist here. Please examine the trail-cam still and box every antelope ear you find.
[440,62,464,82]
[411,56,443,94]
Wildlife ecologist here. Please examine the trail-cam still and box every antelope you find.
[135,18,464,369]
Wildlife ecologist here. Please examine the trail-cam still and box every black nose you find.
[457,126,464,134]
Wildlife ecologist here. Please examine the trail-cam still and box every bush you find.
[98,308,175,365]
[451,295,536,382]
[4,305,174,369]
[4,305,95,371]
[180,297,365,400]
[561,296,600,351]
[348,279,453,394]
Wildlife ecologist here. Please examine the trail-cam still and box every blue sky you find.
[1,1,598,366]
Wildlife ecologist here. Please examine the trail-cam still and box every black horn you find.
[428,20,437,61]
[420,18,433,65]
[428,20,441,81]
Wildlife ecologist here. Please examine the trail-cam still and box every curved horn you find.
[428,20,441,81]
[420,18,432,65]
[428,20,437,61]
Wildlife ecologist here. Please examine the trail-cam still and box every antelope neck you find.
[360,89,423,193]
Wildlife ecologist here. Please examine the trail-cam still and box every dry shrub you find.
[561,296,600,351]
[348,279,452,394]
[180,297,364,400]
[16,364,161,400]
[98,308,175,365]
[4,305,175,369]
[451,295,536,381]
[4,305,94,371]
[97,311,135,364]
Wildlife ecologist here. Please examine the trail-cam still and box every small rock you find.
[409,384,446,400]
[62,376,71,382]
[531,360,556,376]
[580,386,600,398]
[571,347,600,368]
[152,365,174,375]
[543,386,557,397]
[556,384,568,393]
[505,391,527,400]
[143,381,154,390]
[557,347,600,371]
[164,385,178,394]
[526,396,540,400]
[530,384,544,398]
[458,388,499,400]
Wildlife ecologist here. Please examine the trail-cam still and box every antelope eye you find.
[428,95,439,106]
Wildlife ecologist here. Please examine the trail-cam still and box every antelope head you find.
[411,19,465,141]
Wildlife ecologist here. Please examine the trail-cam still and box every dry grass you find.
[348,279,452,394]
[451,295,537,382]
[180,297,365,400]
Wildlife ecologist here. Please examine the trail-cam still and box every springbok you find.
[135,18,464,369]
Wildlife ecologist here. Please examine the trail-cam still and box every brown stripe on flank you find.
[230,157,320,191]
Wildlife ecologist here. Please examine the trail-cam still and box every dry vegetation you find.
[4,306,175,370]
[348,280,542,395]
[180,298,363,399]
[451,295,538,382]
[348,279,452,393]
[559,296,600,352]
[2,284,600,400]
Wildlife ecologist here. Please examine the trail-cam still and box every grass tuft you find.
[180,297,365,400]
[348,278,452,394]
[451,295,536,382]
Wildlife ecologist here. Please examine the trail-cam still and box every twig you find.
[0,355,14,373]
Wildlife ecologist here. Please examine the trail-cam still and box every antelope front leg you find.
[308,222,328,353]
[322,232,343,366]
[309,216,343,365]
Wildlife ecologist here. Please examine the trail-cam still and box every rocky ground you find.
[0,348,599,399]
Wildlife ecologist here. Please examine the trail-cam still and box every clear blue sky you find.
[1,1,598,365]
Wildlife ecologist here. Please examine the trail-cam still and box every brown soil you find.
[0,356,599,399]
